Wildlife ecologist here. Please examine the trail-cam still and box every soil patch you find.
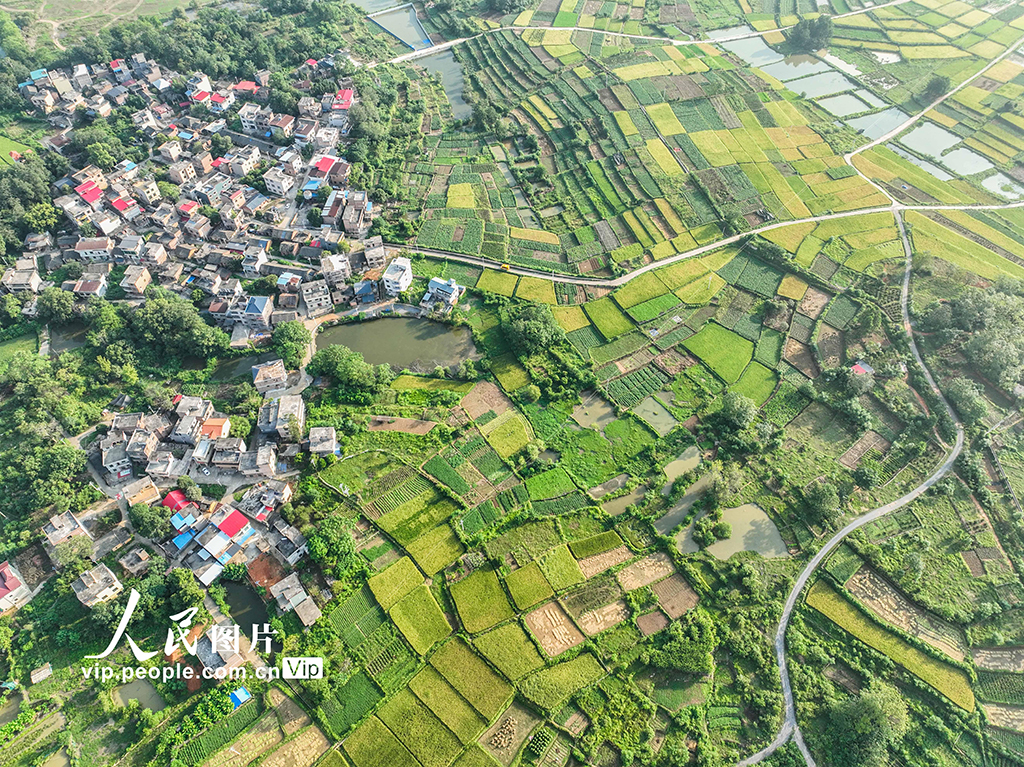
[525,601,585,657]
[481,702,542,767]
[247,553,286,589]
[974,647,1024,672]
[579,600,630,635]
[367,416,436,435]
[616,552,675,591]
[784,338,819,378]
[462,381,512,420]
[798,286,831,319]
[838,430,891,470]
[637,610,670,636]
[260,725,330,767]
[651,574,699,619]
[578,545,632,578]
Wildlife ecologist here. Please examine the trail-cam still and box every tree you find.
[306,208,323,227]
[946,376,988,425]
[504,304,564,356]
[306,515,358,578]
[456,359,478,380]
[922,74,951,102]
[128,293,229,360]
[644,609,718,674]
[827,683,908,767]
[307,344,390,402]
[156,181,180,202]
[177,475,202,502]
[53,535,92,570]
[805,480,840,525]
[787,15,832,52]
[272,320,312,369]
[22,202,58,234]
[718,391,757,433]
[36,287,76,325]
[129,503,172,539]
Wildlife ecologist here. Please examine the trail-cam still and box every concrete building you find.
[120,265,152,296]
[258,395,306,440]
[252,358,288,393]
[263,167,295,197]
[72,563,123,608]
[0,561,30,612]
[382,257,413,295]
[299,279,332,316]
[320,253,351,287]
[308,426,337,456]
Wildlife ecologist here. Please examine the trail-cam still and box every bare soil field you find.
[260,726,330,767]
[651,574,699,619]
[481,702,542,767]
[847,567,966,660]
[798,286,831,319]
[203,711,283,767]
[784,338,819,379]
[974,647,1024,672]
[616,552,675,591]
[578,545,632,578]
[838,430,891,470]
[462,381,513,420]
[367,416,436,434]
[247,553,286,589]
[579,600,630,635]
[983,704,1024,732]
[525,601,585,656]
[637,610,670,636]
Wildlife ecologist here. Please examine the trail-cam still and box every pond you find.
[870,50,901,64]
[211,351,281,381]
[760,55,831,82]
[941,147,993,177]
[786,70,857,99]
[315,317,478,372]
[571,393,617,432]
[417,50,472,120]
[49,321,88,354]
[846,107,910,140]
[981,172,1024,200]
[603,485,648,516]
[113,679,166,712]
[369,5,431,50]
[655,472,711,535]
[719,36,783,67]
[855,89,887,109]
[900,122,961,157]
[0,693,22,726]
[223,581,270,641]
[633,396,677,437]
[661,445,701,494]
[887,143,952,181]
[705,504,789,560]
[818,92,871,118]
[41,750,69,767]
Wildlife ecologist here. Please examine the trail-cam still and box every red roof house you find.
[163,490,189,511]
[217,509,249,539]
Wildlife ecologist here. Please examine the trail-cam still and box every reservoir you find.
[315,317,478,371]
[418,50,472,120]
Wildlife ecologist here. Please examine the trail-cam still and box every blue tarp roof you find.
[172,530,194,550]
[229,688,251,708]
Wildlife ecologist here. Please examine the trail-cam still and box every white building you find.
[382,257,413,296]
[263,167,295,197]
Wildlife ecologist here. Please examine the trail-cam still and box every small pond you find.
[49,321,88,354]
[706,504,789,560]
[655,472,711,535]
[870,50,901,64]
[223,581,271,642]
[818,93,871,118]
[941,147,993,177]
[603,485,648,517]
[661,445,702,494]
[41,750,69,767]
[887,143,953,181]
[369,5,431,50]
[315,317,478,372]
[854,89,887,109]
[900,122,961,157]
[571,394,617,432]
[211,351,281,381]
[417,50,471,120]
[981,173,1024,200]
[846,107,910,140]
[113,679,166,711]
[0,693,23,726]
[786,70,857,99]
[633,396,677,437]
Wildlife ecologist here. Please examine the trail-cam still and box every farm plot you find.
[515,275,557,304]
[974,648,1024,673]
[553,306,591,332]
[318,671,382,738]
[329,586,386,650]
[525,467,577,500]
[407,524,464,576]
[477,269,519,296]
[368,557,422,611]
[578,600,631,636]
[491,353,532,392]
[637,611,670,636]
[377,487,461,547]
[606,365,669,408]
[807,580,974,710]
[462,381,513,421]
[424,454,473,495]
[577,545,633,577]
[838,431,891,471]
[451,565,515,633]
[846,568,966,661]
[475,621,546,681]
[731,361,777,405]
[651,573,699,619]
[480,409,534,460]
[343,716,419,767]
[616,552,676,591]
[569,531,624,559]
[391,584,452,655]
[585,297,636,339]
[525,600,586,657]
[682,323,753,384]
[409,666,487,745]
[376,689,464,767]
[506,561,555,610]
[431,638,515,721]
[519,653,605,711]
[539,544,586,591]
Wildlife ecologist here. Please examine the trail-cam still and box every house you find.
[123,476,161,506]
[252,359,288,393]
[232,295,274,330]
[30,664,53,685]
[158,141,182,163]
[268,113,294,139]
[422,277,464,312]
[298,96,322,117]
[110,196,142,222]
[299,279,332,316]
[195,627,244,675]
[242,240,269,276]
[200,417,231,440]
[212,437,246,469]
[308,426,337,456]
[0,561,30,612]
[141,241,168,267]
[228,145,261,178]
[74,237,114,262]
[209,90,235,113]
[263,167,295,197]
[353,280,378,304]
[169,160,196,185]
[364,235,386,269]
[192,151,214,176]
[126,429,158,462]
[115,234,145,262]
[72,563,123,608]
[118,548,151,577]
[320,253,351,287]
[269,572,321,626]
[852,360,875,376]
[238,102,272,135]
[239,444,277,477]
[342,192,371,235]
[70,276,107,298]
[120,265,152,296]
[382,257,413,296]
[1,266,41,294]
[314,126,339,151]
[101,437,133,481]
[257,395,306,440]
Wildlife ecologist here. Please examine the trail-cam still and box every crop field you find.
[377,487,461,546]
[475,621,546,681]
[731,361,777,405]
[480,409,534,459]
[585,298,635,339]
[343,716,419,767]
[406,524,464,576]
[491,352,532,392]
[376,689,463,767]
[505,561,555,610]
[519,653,606,711]
[450,566,515,632]
[391,584,452,655]
[806,580,974,710]
[369,557,422,611]
[539,544,586,591]
[409,666,487,745]
[477,269,519,296]
[515,275,557,304]
[553,306,591,332]
[683,323,753,384]
[569,531,624,559]
[430,638,515,721]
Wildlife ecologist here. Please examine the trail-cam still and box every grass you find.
[481,410,533,459]
[519,653,605,711]
[731,361,777,405]
[343,716,419,767]
[0,134,32,165]
[368,556,421,611]
[476,269,519,296]
[515,276,557,304]
[406,524,464,576]
[376,689,463,767]
[682,323,753,384]
[391,585,452,655]
[474,622,546,681]
[613,272,673,309]
[392,375,474,393]
[525,467,577,500]
[450,565,514,633]
[806,580,974,710]
[430,638,515,721]
[569,531,623,559]
[505,561,555,610]
[0,332,37,367]
[409,666,486,744]
[584,297,635,340]
[539,544,585,591]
